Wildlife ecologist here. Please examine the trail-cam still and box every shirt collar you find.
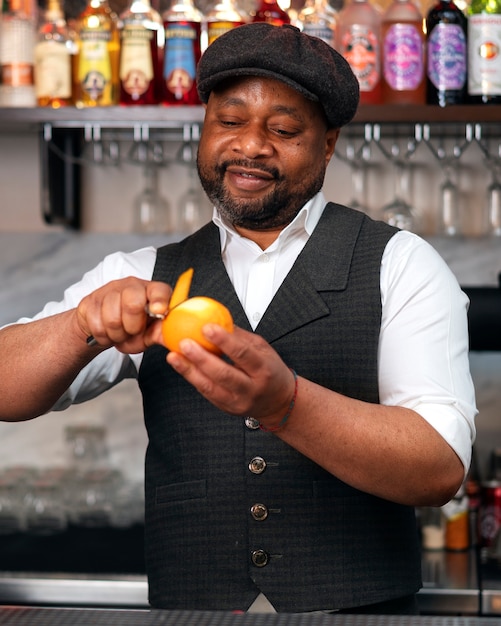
[213,191,327,254]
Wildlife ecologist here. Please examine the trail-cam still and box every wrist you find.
[259,368,298,433]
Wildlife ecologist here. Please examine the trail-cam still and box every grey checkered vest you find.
[138,203,422,612]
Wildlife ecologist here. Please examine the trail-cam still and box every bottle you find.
[0,0,36,107]
[161,0,202,105]
[34,0,76,107]
[381,0,426,104]
[251,0,290,26]
[119,0,164,105]
[336,0,382,104]
[468,0,501,103]
[205,0,247,47]
[442,485,470,551]
[72,0,120,107]
[298,0,337,48]
[426,0,467,106]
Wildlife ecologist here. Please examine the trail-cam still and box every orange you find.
[162,296,234,354]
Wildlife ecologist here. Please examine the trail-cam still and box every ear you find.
[325,128,340,166]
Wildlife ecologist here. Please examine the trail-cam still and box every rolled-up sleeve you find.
[379,231,477,473]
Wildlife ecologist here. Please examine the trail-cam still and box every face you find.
[197,76,339,233]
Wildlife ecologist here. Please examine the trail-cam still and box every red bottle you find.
[119,0,164,105]
[251,0,290,26]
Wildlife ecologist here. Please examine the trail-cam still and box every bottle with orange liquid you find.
[72,0,120,107]
[336,0,382,104]
[205,0,247,47]
[161,0,202,104]
[381,0,425,104]
[34,0,76,107]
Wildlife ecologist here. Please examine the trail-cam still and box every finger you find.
[146,281,173,318]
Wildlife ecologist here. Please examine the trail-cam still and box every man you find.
[0,24,476,614]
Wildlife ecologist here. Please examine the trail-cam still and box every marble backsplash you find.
[0,232,500,484]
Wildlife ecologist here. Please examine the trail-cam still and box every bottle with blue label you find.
[426,0,467,105]
[161,0,202,105]
[382,0,425,104]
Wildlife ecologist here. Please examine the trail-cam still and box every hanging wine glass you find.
[133,164,173,234]
[380,157,417,231]
[345,141,370,214]
[176,166,212,234]
[438,161,460,237]
[486,163,501,237]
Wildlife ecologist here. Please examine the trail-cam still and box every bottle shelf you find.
[1,104,501,132]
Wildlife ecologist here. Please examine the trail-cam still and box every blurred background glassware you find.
[486,166,501,237]
[0,475,25,534]
[133,164,172,233]
[69,467,124,527]
[176,167,212,233]
[65,424,109,472]
[439,162,460,237]
[380,158,417,231]
[25,475,67,535]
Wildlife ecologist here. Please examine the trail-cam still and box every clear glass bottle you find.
[161,0,202,105]
[34,0,76,107]
[298,0,337,48]
[0,0,36,107]
[119,0,164,105]
[468,0,501,103]
[133,165,172,233]
[251,0,290,26]
[426,0,467,106]
[205,0,247,47]
[381,0,426,104]
[336,0,382,104]
[72,0,120,107]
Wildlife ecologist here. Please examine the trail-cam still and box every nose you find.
[232,123,273,159]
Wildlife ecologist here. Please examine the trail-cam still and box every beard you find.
[197,156,325,231]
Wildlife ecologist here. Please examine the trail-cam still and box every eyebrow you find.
[215,98,305,123]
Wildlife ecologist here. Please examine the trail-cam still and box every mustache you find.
[218,159,281,180]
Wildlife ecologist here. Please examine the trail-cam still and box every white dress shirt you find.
[14,192,477,472]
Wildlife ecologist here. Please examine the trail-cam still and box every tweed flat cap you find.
[196,23,360,129]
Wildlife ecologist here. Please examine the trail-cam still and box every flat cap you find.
[196,23,360,129]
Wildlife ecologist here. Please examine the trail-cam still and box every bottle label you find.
[301,24,334,47]
[120,24,154,98]
[34,41,71,98]
[78,30,112,101]
[427,23,466,90]
[383,23,424,90]
[163,22,198,100]
[341,25,380,92]
[468,14,501,96]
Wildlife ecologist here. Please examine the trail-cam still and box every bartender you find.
[0,23,476,614]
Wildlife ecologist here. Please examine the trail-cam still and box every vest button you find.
[248,456,266,474]
[250,503,268,521]
[251,549,269,567]
[245,417,260,430]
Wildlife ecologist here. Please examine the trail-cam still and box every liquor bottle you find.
[119,0,164,105]
[34,0,76,107]
[205,0,247,47]
[251,0,290,26]
[426,0,467,105]
[336,0,382,104]
[161,0,202,105]
[381,0,426,104]
[298,0,337,48]
[468,0,501,103]
[0,0,36,107]
[72,0,120,107]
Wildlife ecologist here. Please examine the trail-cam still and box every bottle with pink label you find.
[381,0,425,104]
